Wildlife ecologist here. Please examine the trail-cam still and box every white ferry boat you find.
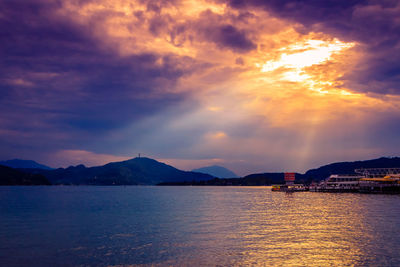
[309,174,364,192]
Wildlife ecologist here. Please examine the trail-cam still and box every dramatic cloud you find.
[0,0,195,150]
[226,0,400,95]
[1,0,399,175]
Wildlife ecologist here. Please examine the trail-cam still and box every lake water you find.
[0,186,399,266]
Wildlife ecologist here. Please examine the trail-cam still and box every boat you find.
[271,185,281,191]
[309,174,363,192]
[271,172,307,192]
[271,184,307,192]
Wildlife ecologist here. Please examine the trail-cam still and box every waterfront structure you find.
[271,172,307,192]
[310,168,400,193]
[309,174,364,192]
[272,184,307,192]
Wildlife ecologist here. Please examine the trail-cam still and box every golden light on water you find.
[187,188,382,266]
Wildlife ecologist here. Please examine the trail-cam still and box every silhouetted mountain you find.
[0,165,51,185]
[11,156,400,186]
[0,159,53,170]
[302,157,400,183]
[236,157,400,184]
[26,157,214,185]
[192,165,238,178]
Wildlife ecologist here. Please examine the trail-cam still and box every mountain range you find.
[1,156,400,186]
[18,157,213,185]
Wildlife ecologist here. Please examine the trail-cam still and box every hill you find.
[192,165,238,178]
[7,156,400,186]
[0,159,53,170]
[302,157,400,183]
[230,157,400,184]
[26,157,214,185]
[0,165,51,185]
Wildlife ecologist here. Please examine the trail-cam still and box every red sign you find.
[284,172,295,181]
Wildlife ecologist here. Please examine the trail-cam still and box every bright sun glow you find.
[261,39,355,92]
[262,39,354,72]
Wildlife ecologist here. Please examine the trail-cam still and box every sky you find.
[1,0,400,176]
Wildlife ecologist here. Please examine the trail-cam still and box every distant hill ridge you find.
[23,157,214,185]
[0,159,53,170]
[2,156,400,185]
[192,165,238,178]
[302,157,400,183]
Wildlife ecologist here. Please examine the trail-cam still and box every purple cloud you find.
[0,0,203,160]
[209,24,256,53]
[192,10,257,53]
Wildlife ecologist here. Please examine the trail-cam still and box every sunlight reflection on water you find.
[0,186,399,266]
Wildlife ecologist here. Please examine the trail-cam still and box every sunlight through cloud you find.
[261,39,355,92]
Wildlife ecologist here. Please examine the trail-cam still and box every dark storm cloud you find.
[226,0,400,95]
[0,0,195,143]
[208,24,256,53]
[227,0,365,31]
[192,10,257,53]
